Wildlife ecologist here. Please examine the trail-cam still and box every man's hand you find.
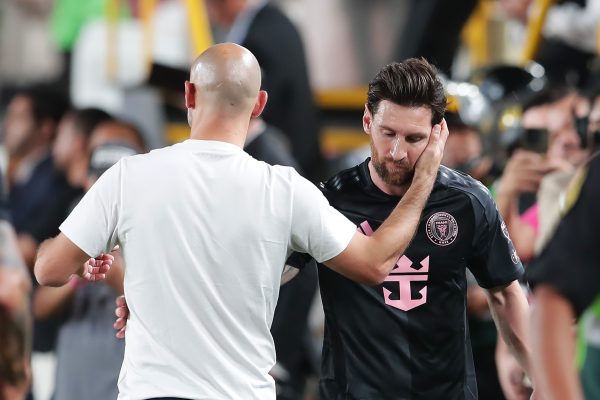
[498,150,568,196]
[114,295,129,339]
[497,341,533,400]
[414,119,449,182]
[80,253,114,282]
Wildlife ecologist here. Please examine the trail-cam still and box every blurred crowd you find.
[1,0,599,400]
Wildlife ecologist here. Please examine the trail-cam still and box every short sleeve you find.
[59,161,122,257]
[289,174,356,263]
[527,158,600,317]
[468,190,524,289]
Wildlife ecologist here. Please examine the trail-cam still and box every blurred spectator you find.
[501,0,598,86]
[0,169,32,400]
[2,86,72,261]
[16,108,113,272]
[527,152,600,400]
[495,86,587,263]
[397,0,479,76]
[34,142,136,400]
[442,111,494,184]
[206,0,322,178]
[88,120,146,153]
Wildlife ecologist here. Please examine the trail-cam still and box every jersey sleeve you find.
[526,158,600,317]
[288,173,356,263]
[59,161,122,257]
[468,186,524,289]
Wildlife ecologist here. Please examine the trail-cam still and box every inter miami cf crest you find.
[359,221,429,311]
[426,212,458,246]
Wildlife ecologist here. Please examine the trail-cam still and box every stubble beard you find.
[370,142,415,188]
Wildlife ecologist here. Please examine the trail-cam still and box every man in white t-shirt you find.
[34,43,448,400]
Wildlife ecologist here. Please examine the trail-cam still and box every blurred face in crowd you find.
[52,114,85,172]
[442,126,491,182]
[205,0,245,27]
[521,94,587,166]
[2,96,37,158]
[364,101,432,191]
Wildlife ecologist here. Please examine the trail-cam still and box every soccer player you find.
[287,58,533,399]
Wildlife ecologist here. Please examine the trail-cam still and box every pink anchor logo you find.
[359,221,430,311]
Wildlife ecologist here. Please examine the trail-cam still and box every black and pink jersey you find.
[288,159,523,400]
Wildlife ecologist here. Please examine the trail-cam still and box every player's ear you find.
[363,105,372,135]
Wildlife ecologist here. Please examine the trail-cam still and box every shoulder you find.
[435,166,497,216]
[320,164,364,198]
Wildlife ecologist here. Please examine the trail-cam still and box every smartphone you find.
[520,128,549,154]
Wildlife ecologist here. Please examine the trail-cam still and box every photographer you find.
[495,87,586,264]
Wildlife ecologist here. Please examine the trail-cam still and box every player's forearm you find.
[34,238,82,287]
[487,281,533,377]
[532,285,583,400]
[370,173,435,270]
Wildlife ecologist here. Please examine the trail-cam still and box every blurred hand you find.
[414,119,449,182]
[114,295,129,339]
[497,348,532,400]
[80,253,114,282]
[498,150,560,196]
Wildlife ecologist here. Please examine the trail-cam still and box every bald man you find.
[33,43,448,400]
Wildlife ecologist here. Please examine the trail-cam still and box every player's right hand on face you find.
[414,119,449,182]
[114,295,129,339]
[80,253,114,282]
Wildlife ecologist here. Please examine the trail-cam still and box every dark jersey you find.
[289,159,523,400]
[527,153,600,317]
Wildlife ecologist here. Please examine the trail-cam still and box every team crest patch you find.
[426,212,458,246]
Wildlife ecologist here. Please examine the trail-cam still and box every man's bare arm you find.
[532,285,582,400]
[486,281,533,378]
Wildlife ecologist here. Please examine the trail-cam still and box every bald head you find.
[189,43,262,114]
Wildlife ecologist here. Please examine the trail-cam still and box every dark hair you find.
[367,58,446,125]
[522,85,572,112]
[18,85,70,126]
[70,108,113,139]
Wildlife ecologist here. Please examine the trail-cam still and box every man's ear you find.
[363,104,372,135]
[251,90,268,118]
[184,81,196,109]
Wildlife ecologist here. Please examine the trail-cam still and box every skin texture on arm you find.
[531,285,582,400]
[34,233,113,287]
[485,281,533,382]
[324,122,448,284]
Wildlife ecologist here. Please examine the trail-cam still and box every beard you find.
[370,141,415,187]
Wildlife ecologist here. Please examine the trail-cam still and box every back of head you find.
[190,43,262,116]
[367,58,446,124]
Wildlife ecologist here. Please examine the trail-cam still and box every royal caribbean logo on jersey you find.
[426,212,458,246]
[359,221,429,311]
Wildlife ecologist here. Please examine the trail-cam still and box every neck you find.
[189,112,249,148]
[368,160,409,197]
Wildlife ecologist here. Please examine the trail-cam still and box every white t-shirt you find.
[60,139,355,400]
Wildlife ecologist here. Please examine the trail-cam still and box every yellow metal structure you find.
[522,0,556,63]
[184,0,214,56]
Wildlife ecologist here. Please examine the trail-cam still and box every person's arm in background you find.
[495,151,546,263]
[531,285,581,400]
[323,122,448,284]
